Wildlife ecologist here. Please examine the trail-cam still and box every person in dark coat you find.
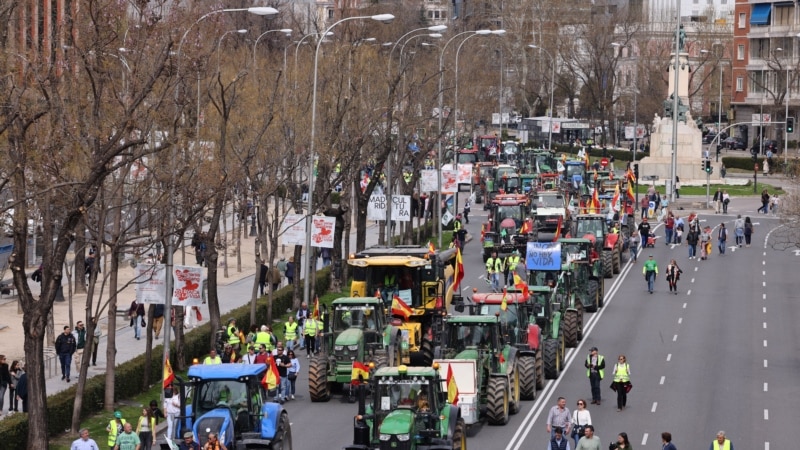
[259,263,268,296]
[15,370,28,412]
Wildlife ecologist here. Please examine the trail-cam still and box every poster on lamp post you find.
[172,265,204,306]
[441,169,458,193]
[367,195,387,221]
[457,164,472,185]
[311,215,336,248]
[420,170,438,192]
[391,195,412,222]
[135,264,204,306]
[134,264,167,304]
[281,214,307,246]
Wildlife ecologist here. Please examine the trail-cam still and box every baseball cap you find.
[114,411,122,419]
[183,432,194,439]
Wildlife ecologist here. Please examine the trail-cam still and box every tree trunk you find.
[205,192,225,350]
[104,247,121,411]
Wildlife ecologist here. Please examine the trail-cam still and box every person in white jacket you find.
[571,399,593,447]
[164,386,181,441]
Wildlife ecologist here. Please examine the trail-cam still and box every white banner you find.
[441,169,458,194]
[442,210,454,226]
[135,264,167,304]
[135,264,204,306]
[281,214,307,246]
[420,170,438,192]
[391,195,412,222]
[457,164,472,185]
[367,195,387,221]
[172,265,204,306]
[311,215,336,248]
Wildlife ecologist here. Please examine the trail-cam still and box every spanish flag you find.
[163,358,175,389]
[591,186,600,213]
[427,241,435,254]
[261,355,280,390]
[626,181,635,203]
[611,183,621,212]
[513,272,529,300]
[312,295,320,319]
[454,248,465,290]
[553,216,562,242]
[626,167,637,183]
[391,295,413,320]
[500,288,508,311]
[446,364,459,405]
[351,361,370,385]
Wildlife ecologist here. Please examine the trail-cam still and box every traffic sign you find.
[600,158,609,168]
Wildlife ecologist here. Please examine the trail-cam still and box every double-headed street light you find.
[528,44,555,150]
[454,31,505,145]
[387,25,448,75]
[253,28,293,66]
[303,13,395,306]
[216,29,248,73]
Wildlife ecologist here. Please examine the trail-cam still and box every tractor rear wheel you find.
[518,355,536,400]
[585,280,599,312]
[576,303,585,342]
[602,251,613,278]
[613,248,621,274]
[535,348,544,390]
[563,310,579,348]
[598,278,606,309]
[543,338,560,380]
[510,367,521,415]
[486,377,510,425]
[372,355,388,371]
[308,356,330,402]
[418,338,434,367]
[268,410,293,450]
[451,417,467,450]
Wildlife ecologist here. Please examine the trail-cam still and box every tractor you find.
[572,214,622,277]
[309,297,402,402]
[531,190,569,233]
[435,315,521,426]
[163,364,292,450]
[348,246,458,366]
[344,364,467,450]
[559,238,605,312]
[482,194,532,262]
[483,164,519,209]
[458,290,544,400]
[472,161,496,204]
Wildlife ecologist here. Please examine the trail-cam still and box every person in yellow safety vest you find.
[382,272,398,305]
[611,354,631,411]
[303,316,320,358]
[255,325,274,352]
[227,318,240,352]
[505,249,521,286]
[284,317,299,352]
[709,431,733,450]
[584,346,605,405]
[485,250,504,293]
[106,410,127,449]
[203,349,222,365]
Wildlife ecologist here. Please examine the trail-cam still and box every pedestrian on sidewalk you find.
[55,325,77,382]
[584,347,604,405]
[744,217,754,247]
[713,188,722,214]
[9,360,21,413]
[73,321,87,375]
[152,305,164,340]
[276,257,287,286]
[14,369,27,412]
[0,355,10,416]
[258,263,268,296]
[135,407,156,450]
[717,223,728,255]
[611,355,631,411]
[722,191,730,214]
[268,266,281,293]
[129,301,145,340]
[285,257,295,285]
[666,260,682,295]
[91,316,101,366]
[164,386,180,441]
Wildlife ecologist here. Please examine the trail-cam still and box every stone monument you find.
[638,26,719,183]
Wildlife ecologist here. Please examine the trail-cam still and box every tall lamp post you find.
[215,29,248,73]
[454,31,505,145]
[528,45,555,150]
[303,13,395,307]
[253,28,293,66]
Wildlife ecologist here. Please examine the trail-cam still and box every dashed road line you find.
[659,376,665,385]
[666,353,672,361]
[672,334,678,342]
[686,289,691,295]
[763,322,767,329]
[764,409,769,420]
[641,434,648,446]
[691,277,695,283]
[651,402,658,412]
[763,307,767,313]
[678,317,683,324]
[764,382,768,392]
[764,340,768,347]
[682,303,687,309]
[764,359,768,368]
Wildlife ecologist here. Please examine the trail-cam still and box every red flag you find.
[454,248,465,290]
[626,181,635,203]
[513,272,529,300]
[163,358,175,389]
[446,364,459,405]
[553,216,562,242]
[391,295,413,320]
[611,183,621,212]
[312,295,320,319]
[591,187,600,213]
[262,355,280,390]
[500,288,508,311]
[351,361,370,385]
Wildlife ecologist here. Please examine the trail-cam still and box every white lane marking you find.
[763,281,766,287]
[763,322,767,329]
[642,434,648,446]
[682,303,687,309]
[667,353,672,361]
[659,376,665,385]
[651,402,658,412]
[763,252,767,256]
[687,289,691,295]
[764,382,768,392]
[764,359,768,368]
[691,278,695,283]
[764,340,768,347]
[763,261,766,265]
[764,409,769,420]
[763,294,767,300]
[694,267,698,272]
[463,285,470,291]
[678,317,683,324]
[766,442,770,450]
[763,307,767,313]
[672,334,678,342]
[762,270,766,276]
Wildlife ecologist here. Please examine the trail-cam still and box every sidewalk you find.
[0,217,388,413]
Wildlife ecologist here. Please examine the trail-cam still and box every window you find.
[327,9,334,19]
[426,9,448,19]
[737,44,745,60]
[773,5,793,26]
[738,12,746,28]
[750,4,771,26]
[736,77,743,91]
[750,39,769,59]
[750,71,772,93]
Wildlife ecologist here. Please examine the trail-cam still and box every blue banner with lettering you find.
[526,242,561,270]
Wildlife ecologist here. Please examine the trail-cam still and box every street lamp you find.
[529,44,555,150]
[253,28,293,66]
[454,31,504,144]
[387,25,448,75]
[304,13,395,307]
[773,36,800,164]
[294,32,334,89]
[216,29,248,73]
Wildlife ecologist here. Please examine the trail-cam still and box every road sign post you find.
[754,163,758,193]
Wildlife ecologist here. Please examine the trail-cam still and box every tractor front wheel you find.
[543,338,560,380]
[535,348,544,390]
[602,251,613,278]
[308,356,331,402]
[519,356,536,400]
[452,417,467,450]
[486,377,510,425]
[585,280,600,312]
[562,310,579,348]
[268,410,293,450]
[613,248,621,274]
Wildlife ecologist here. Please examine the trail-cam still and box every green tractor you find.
[572,214,622,278]
[309,297,402,402]
[435,315,521,426]
[344,365,467,450]
[559,238,606,312]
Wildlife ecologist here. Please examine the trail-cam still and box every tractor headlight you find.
[397,434,411,442]
[334,345,344,352]
[379,434,391,441]
[347,345,359,351]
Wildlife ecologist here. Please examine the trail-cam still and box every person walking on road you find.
[584,347,604,405]
[463,197,471,224]
[486,251,504,293]
[71,428,100,450]
[55,325,77,383]
[721,191,730,214]
[610,432,632,450]
[637,217,651,248]
[546,397,572,439]
[548,427,571,450]
[733,215,745,247]
[571,400,593,447]
[744,217,754,247]
[643,255,658,294]
[700,226,712,260]
[758,189,770,214]
[611,355,631,411]
[713,188,722,214]
[628,233,639,262]
[717,223,728,255]
[709,431,733,450]
[575,425,602,450]
[666,260,683,295]
[662,433,677,450]
[686,227,698,260]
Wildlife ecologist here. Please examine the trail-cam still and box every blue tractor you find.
[164,364,292,450]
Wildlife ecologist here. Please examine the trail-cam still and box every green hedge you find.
[722,155,764,171]
[550,144,644,162]
[1,268,332,449]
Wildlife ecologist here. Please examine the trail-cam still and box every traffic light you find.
[704,159,712,173]
[788,117,795,133]
[633,163,639,180]
[701,159,707,172]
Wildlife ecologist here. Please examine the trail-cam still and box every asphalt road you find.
[281,200,798,450]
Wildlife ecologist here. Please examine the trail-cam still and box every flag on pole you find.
[428,241,435,254]
[312,295,320,319]
[351,361,370,385]
[262,355,280,390]
[454,248,465,290]
[553,216,562,242]
[591,187,600,213]
[392,295,413,320]
[163,358,175,389]
[611,183,621,212]
[626,167,637,183]
[446,364,459,405]
[626,181,635,203]
[584,152,590,169]
[500,288,508,311]
[513,273,529,300]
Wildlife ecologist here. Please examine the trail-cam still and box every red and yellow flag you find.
[626,167,637,183]
[446,364,459,405]
[312,295,320,319]
[513,272,529,300]
[351,361,370,385]
[553,216,562,242]
[584,152,590,169]
[261,355,280,390]
[163,358,175,389]
[500,288,508,311]
[590,187,600,213]
[391,295,413,320]
[626,181,635,203]
[454,248,465,290]
[427,241,435,254]
[611,183,621,212]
